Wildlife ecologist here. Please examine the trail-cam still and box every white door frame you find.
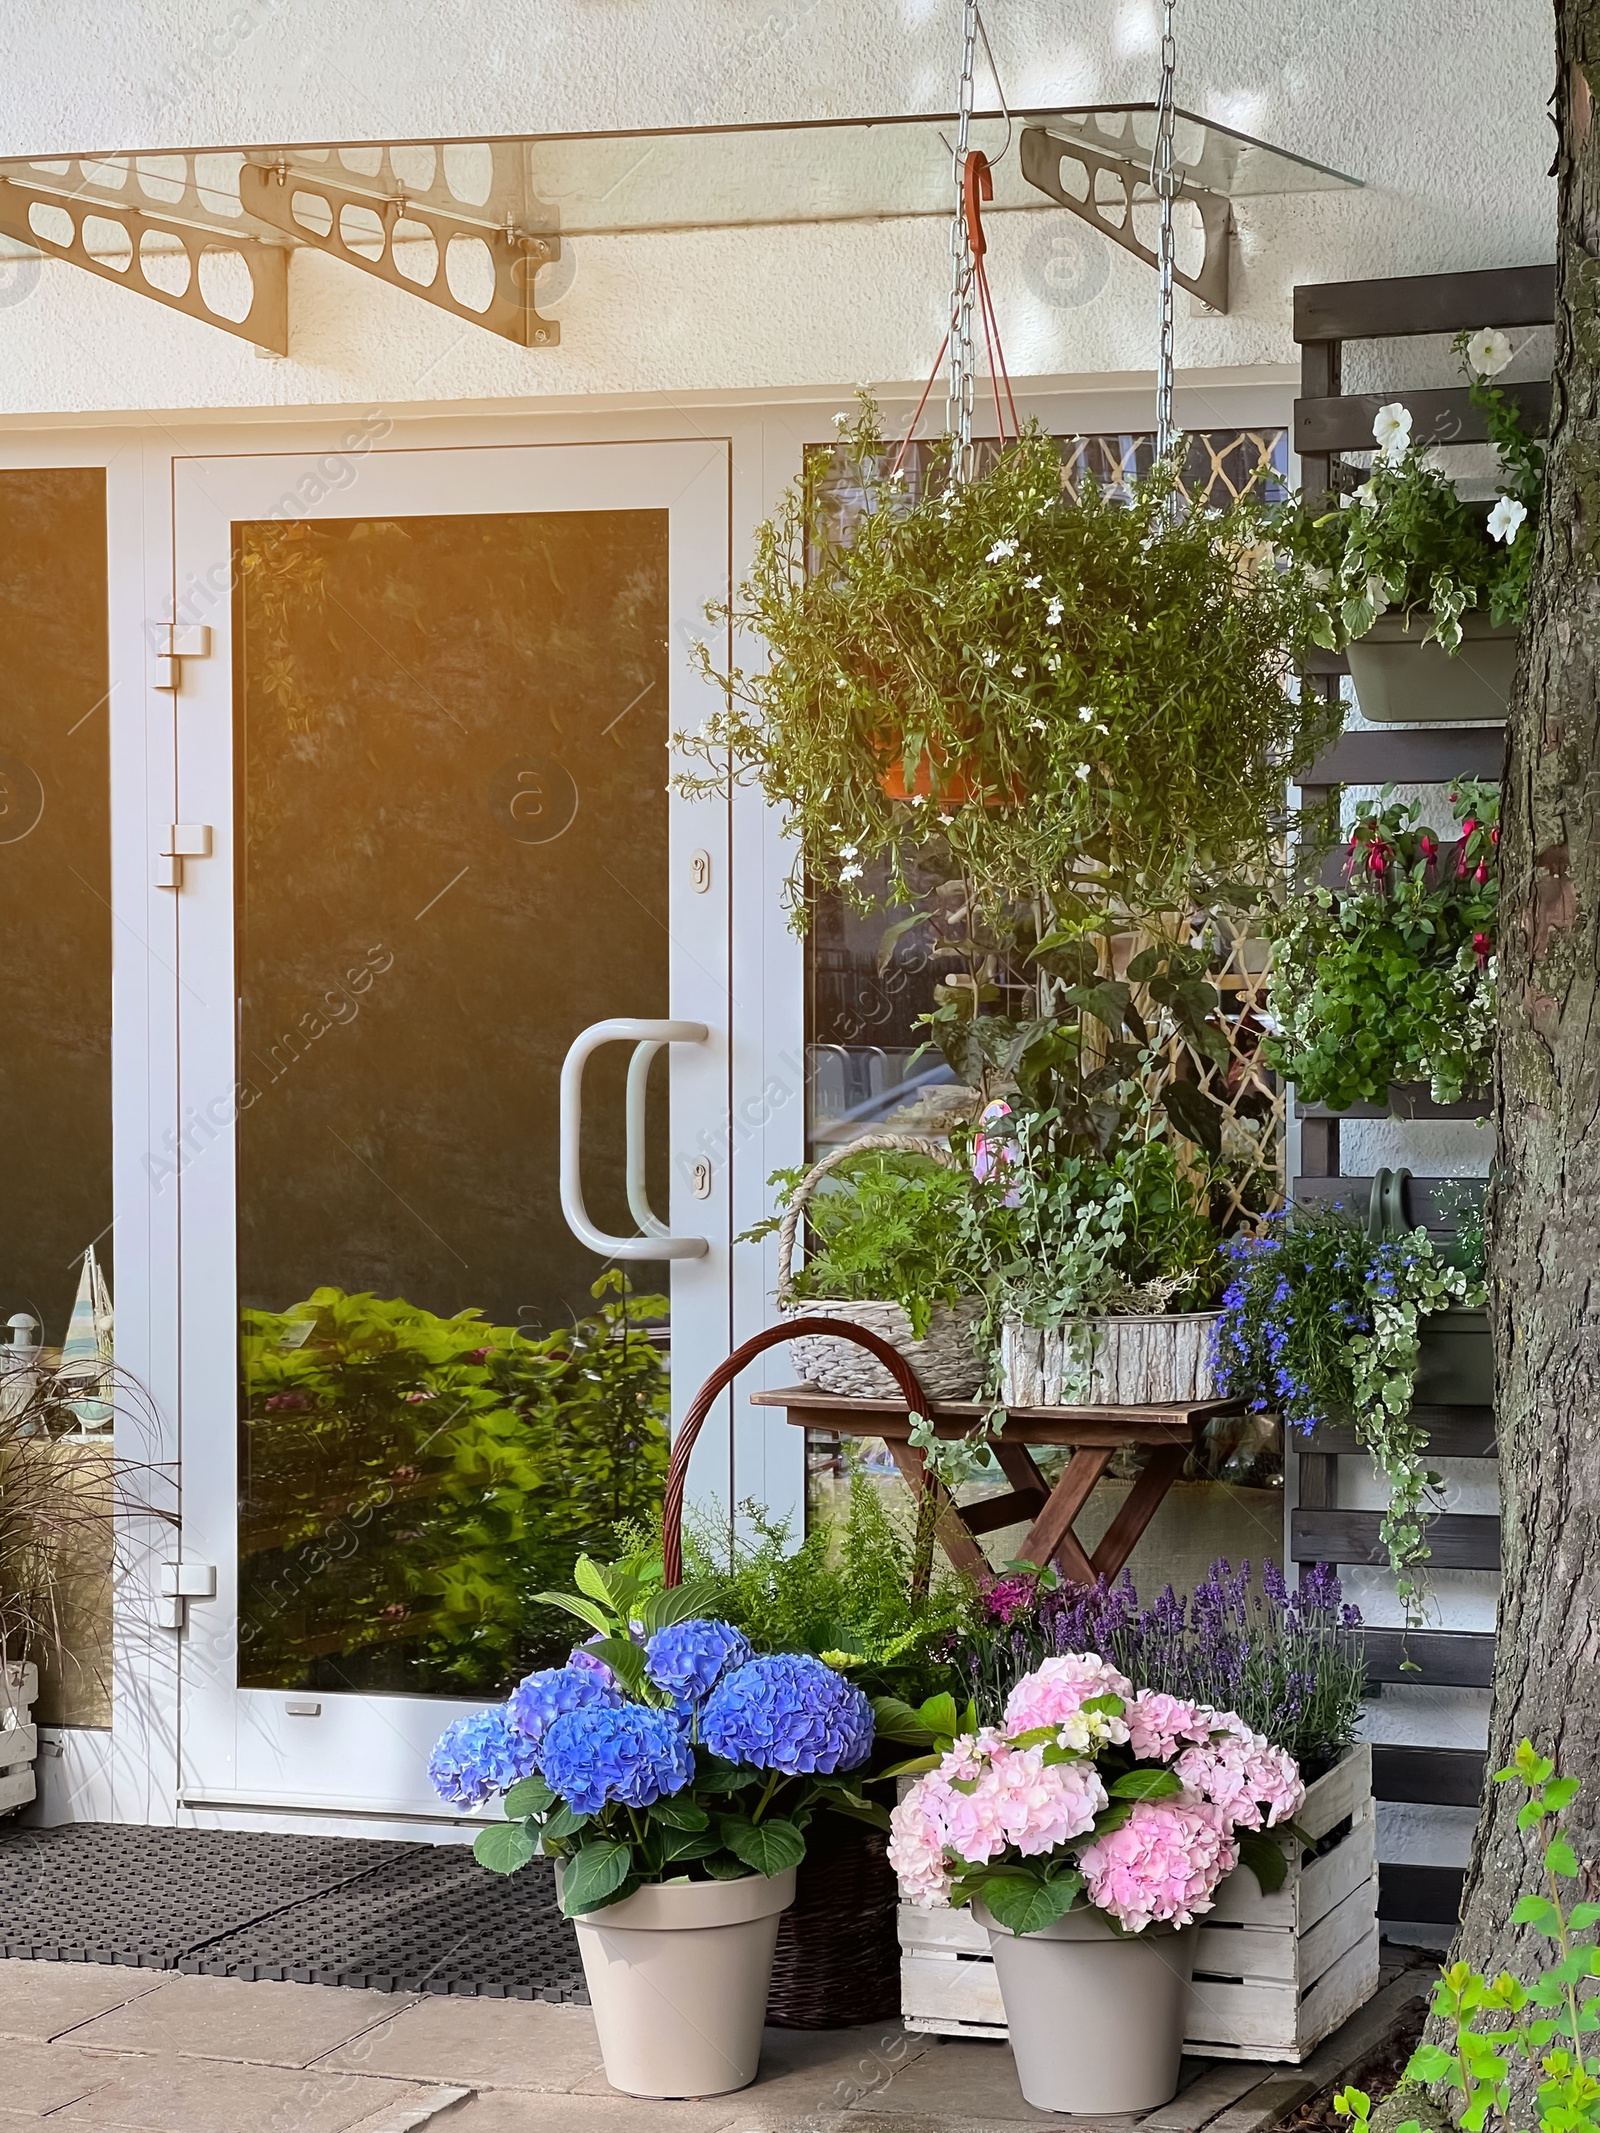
[170,434,735,1822]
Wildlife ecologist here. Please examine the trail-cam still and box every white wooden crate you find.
[0,1662,39,1815]
[901,1742,1379,2065]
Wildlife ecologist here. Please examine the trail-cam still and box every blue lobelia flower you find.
[506,1662,622,1752]
[540,1704,694,1816]
[429,1705,541,1809]
[701,1653,874,1775]
[644,1618,753,1711]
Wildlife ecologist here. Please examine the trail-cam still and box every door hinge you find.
[155,823,213,890]
[151,623,211,692]
[155,1561,216,1631]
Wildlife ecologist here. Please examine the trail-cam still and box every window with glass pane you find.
[233,508,671,1696]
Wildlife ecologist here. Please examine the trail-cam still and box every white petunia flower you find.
[1372,402,1413,463]
[1466,328,1514,378]
[987,538,1018,562]
[1365,573,1390,615]
[1352,480,1378,512]
[1488,495,1528,544]
[1304,565,1332,592]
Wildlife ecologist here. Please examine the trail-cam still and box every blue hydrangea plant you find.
[429,1552,883,1918]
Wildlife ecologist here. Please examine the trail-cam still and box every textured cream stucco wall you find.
[0,0,1557,417]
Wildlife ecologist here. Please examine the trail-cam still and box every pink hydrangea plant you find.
[889,1731,1108,1908]
[1003,1653,1133,1752]
[1175,1717,1305,1831]
[1078,1798,1239,1931]
[1126,1689,1215,1762]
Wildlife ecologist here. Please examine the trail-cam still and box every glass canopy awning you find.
[0,107,1360,355]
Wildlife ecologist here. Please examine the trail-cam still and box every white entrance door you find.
[171,438,731,1820]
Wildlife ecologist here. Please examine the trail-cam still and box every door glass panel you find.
[0,469,113,1728]
[233,508,670,1697]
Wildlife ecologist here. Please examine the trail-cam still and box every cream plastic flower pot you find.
[560,1866,796,2099]
[975,1900,1196,2114]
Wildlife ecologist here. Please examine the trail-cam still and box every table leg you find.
[1089,1444,1189,1581]
[882,1439,991,1585]
[1018,1447,1115,1585]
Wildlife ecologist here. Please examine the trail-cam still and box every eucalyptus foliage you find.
[677,401,1336,926]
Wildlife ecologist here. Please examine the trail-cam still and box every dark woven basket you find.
[765,1812,902,2028]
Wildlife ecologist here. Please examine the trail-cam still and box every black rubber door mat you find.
[0,1823,585,2000]
[188,1848,586,2002]
[0,1823,415,1968]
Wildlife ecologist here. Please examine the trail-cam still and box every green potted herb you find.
[1291,327,1542,721]
[676,399,1336,928]
[1265,781,1498,1109]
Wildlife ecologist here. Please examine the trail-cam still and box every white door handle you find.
[559,1019,711,1259]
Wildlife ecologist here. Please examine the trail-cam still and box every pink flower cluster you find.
[1175,1715,1305,1831]
[888,1730,1108,1908]
[1004,1653,1132,1752]
[1079,1799,1238,1931]
[887,1655,1308,1933]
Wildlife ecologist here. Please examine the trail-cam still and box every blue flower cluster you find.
[540,1704,694,1815]
[645,1618,753,1710]
[507,1661,621,1749]
[701,1653,874,1775]
[428,1705,542,1809]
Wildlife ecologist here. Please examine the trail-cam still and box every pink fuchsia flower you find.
[1004,1654,1132,1752]
[887,1733,1109,1906]
[1126,1690,1214,1762]
[1473,932,1491,965]
[1175,1718,1304,1832]
[1079,1798,1238,1931]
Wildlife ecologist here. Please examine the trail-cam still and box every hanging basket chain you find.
[1150,0,1180,470]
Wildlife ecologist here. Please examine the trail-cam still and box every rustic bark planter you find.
[0,1661,38,1815]
[1000,1311,1221,1406]
[1414,1306,1493,1407]
[899,1742,1378,2064]
[1346,613,1517,723]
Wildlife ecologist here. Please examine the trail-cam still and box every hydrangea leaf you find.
[719,1814,806,1877]
[501,1775,554,1821]
[981,1871,1081,1937]
[474,1821,538,1876]
[1109,1768,1183,1800]
[559,1839,635,1916]
[1237,1830,1289,1896]
[648,1798,710,1832]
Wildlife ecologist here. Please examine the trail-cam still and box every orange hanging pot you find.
[873,730,1024,808]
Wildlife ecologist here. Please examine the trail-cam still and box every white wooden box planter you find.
[0,1662,39,1815]
[1001,1311,1222,1406]
[900,1742,1378,2065]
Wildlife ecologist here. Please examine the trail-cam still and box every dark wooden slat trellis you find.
[1291,261,1551,1933]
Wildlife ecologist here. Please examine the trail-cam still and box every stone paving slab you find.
[0,1961,165,2044]
[315,1993,605,2091]
[67,1973,420,2068]
[45,2058,444,2133]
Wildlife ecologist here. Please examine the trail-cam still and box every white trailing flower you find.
[1372,402,1413,463]
[1011,664,1027,678]
[838,862,863,883]
[1466,327,1514,378]
[987,538,1018,562]
[831,411,851,429]
[1488,495,1528,544]
[1045,597,1064,625]
[1023,575,1042,589]
[980,648,1000,668]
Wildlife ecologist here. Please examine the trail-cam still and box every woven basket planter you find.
[1001,1311,1222,1406]
[766,1815,901,2028]
[776,1135,985,1402]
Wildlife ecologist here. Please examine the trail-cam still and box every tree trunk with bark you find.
[1455,0,1600,1976]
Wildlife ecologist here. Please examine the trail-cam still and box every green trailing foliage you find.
[1336,1745,1600,2133]
[676,398,1336,928]
[237,1273,669,1693]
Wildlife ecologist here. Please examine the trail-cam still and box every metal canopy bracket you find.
[239,151,560,348]
[1021,119,1232,314]
[0,169,288,351]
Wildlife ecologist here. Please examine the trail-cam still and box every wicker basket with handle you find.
[775,1135,986,1402]
[661,1317,934,2029]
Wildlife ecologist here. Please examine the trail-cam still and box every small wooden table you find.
[750,1386,1244,1586]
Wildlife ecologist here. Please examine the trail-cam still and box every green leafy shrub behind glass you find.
[1266,782,1498,1109]
[238,1273,668,1694]
[676,399,1335,927]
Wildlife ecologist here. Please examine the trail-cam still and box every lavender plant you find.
[953,1557,1365,1778]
